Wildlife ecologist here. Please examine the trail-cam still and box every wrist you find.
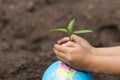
[91,47,100,55]
[83,53,95,71]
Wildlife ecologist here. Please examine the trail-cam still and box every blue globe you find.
[42,61,92,80]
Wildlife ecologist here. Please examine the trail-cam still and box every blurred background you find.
[0,0,120,80]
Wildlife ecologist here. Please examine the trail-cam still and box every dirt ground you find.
[0,0,120,80]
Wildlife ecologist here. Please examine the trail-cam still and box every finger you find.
[71,35,92,49]
[62,41,76,47]
[56,56,67,63]
[57,37,69,45]
[71,35,84,43]
[54,48,66,61]
[54,44,68,53]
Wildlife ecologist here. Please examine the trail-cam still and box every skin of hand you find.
[56,34,120,56]
[54,35,95,71]
[53,35,120,76]
[57,35,94,52]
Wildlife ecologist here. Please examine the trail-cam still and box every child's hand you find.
[54,35,95,71]
[57,35,94,52]
[57,34,95,56]
[54,35,120,75]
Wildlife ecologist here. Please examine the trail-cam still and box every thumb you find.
[71,34,86,43]
[71,35,91,49]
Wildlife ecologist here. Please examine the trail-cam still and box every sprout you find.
[50,18,93,40]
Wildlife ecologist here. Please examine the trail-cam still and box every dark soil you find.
[0,0,120,80]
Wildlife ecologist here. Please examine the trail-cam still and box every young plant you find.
[50,18,93,40]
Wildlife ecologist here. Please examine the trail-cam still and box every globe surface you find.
[42,61,92,80]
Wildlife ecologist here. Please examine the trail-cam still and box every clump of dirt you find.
[98,25,120,46]
[0,0,120,80]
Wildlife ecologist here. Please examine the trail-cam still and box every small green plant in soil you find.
[50,18,93,40]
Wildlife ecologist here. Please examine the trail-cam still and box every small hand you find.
[54,40,93,71]
[58,35,94,53]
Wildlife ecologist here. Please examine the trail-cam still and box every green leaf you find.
[49,28,68,33]
[67,18,75,33]
[73,30,93,34]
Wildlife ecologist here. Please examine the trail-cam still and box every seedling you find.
[50,18,93,40]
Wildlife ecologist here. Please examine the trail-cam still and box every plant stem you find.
[69,36,71,41]
[68,34,72,41]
